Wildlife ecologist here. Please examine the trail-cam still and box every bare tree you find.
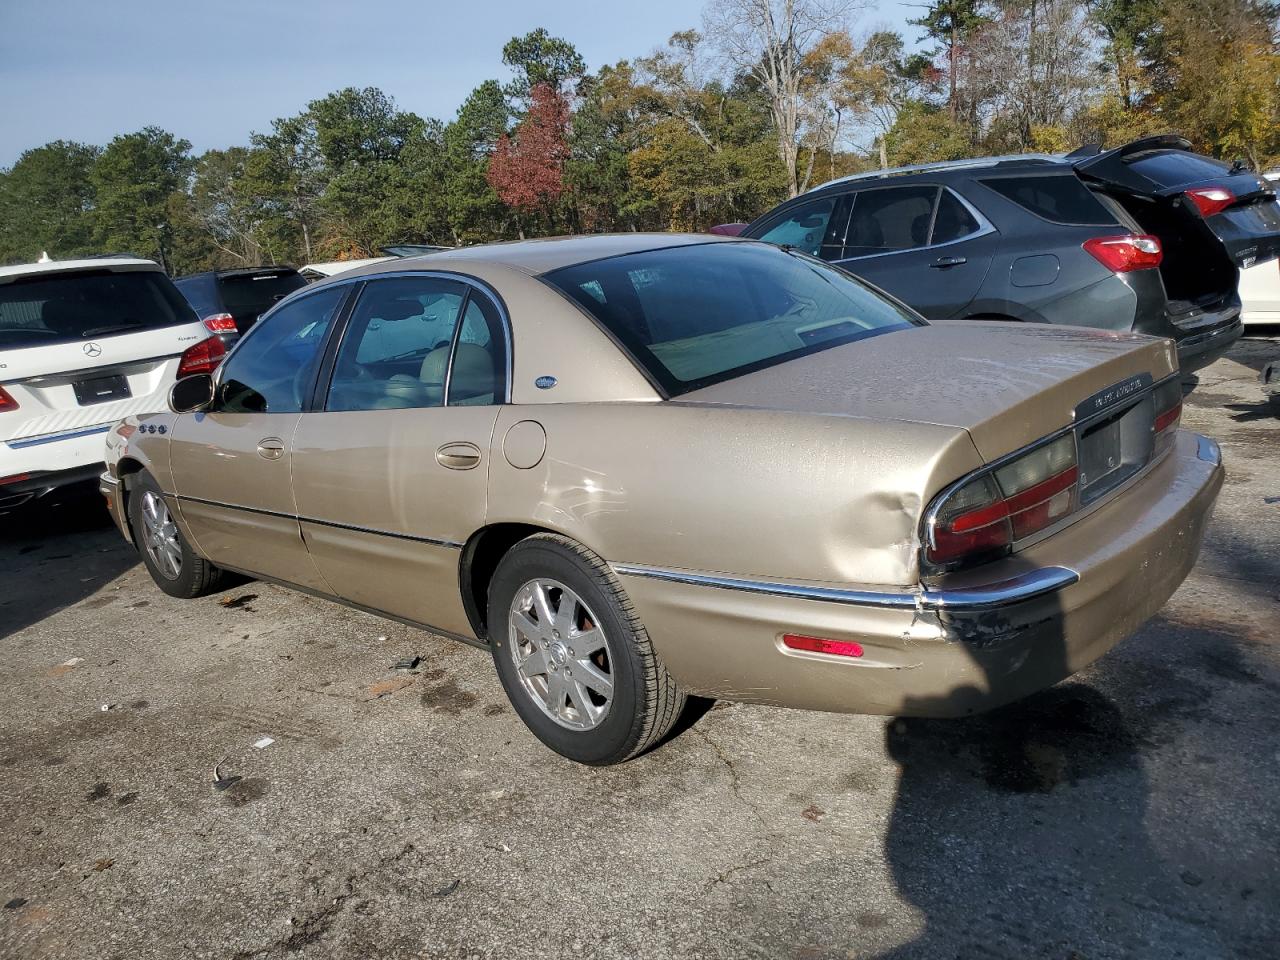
[704,0,860,196]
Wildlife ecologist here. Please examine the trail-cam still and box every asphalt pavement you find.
[1,334,1277,960]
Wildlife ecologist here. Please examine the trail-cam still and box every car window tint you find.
[1125,150,1230,187]
[217,271,308,332]
[980,175,1115,225]
[752,198,836,256]
[842,185,938,257]
[447,295,506,406]
[544,242,919,395]
[930,190,981,244]
[217,285,345,414]
[0,269,196,349]
[326,276,466,412]
[173,275,220,318]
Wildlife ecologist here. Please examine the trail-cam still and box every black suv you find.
[730,136,1280,372]
[173,266,308,338]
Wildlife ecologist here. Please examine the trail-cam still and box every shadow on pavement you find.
[0,484,138,640]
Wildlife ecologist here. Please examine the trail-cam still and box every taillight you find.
[0,385,18,413]
[0,473,31,485]
[1184,186,1235,217]
[928,434,1079,568]
[177,336,227,377]
[1152,377,1182,457]
[202,312,237,334]
[1083,234,1163,272]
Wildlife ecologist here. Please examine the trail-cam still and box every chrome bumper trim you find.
[611,563,1079,612]
[1196,434,1221,465]
[6,423,113,449]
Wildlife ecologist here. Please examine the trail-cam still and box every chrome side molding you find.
[611,563,1079,612]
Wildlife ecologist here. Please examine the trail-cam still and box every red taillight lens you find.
[177,336,227,377]
[1185,186,1235,218]
[928,434,1079,568]
[1152,377,1182,457]
[0,385,18,413]
[1083,234,1163,272]
[0,473,31,485]
[202,312,237,333]
[782,634,864,658]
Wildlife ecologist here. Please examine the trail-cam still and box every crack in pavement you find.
[692,726,779,889]
[231,842,420,958]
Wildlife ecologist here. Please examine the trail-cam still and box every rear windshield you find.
[1126,150,1230,187]
[218,271,307,328]
[980,175,1116,225]
[543,242,920,395]
[0,269,197,349]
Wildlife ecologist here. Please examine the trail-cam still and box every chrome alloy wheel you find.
[140,490,182,580]
[508,578,614,730]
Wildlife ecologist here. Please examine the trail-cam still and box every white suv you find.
[1,257,223,511]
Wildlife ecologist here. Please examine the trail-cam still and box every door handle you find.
[256,438,285,461]
[436,442,482,470]
[930,256,967,268]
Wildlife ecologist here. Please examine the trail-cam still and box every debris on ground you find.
[218,594,258,610]
[46,657,85,678]
[211,758,243,791]
[252,737,274,749]
[4,898,27,910]
[432,879,460,898]
[391,655,421,671]
[100,703,114,712]
[366,676,415,700]
[801,804,826,822]
[93,858,113,872]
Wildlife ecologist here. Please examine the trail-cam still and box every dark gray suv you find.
[728,136,1280,373]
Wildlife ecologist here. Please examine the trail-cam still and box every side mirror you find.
[169,373,214,414]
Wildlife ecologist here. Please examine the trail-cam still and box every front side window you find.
[839,185,940,258]
[751,198,838,257]
[544,242,920,395]
[216,285,346,414]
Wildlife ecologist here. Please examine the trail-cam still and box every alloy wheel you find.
[507,578,614,730]
[140,490,182,580]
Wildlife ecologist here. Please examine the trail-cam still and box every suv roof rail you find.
[804,153,1065,194]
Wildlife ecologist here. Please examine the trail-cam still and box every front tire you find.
[488,533,685,765]
[128,472,224,599]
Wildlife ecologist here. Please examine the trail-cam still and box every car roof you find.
[0,256,162,281]
[323,233,739,282]
[803,154,1067,195]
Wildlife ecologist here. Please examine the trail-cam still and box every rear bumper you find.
[616,430,1222,717]
[1174,315,1243,372]
[0,463,105,511]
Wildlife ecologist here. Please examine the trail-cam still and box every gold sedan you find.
[100,235,1223,765]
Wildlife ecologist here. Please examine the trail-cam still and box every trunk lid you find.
[676,322,1177,461]
[1074,135,1280,270]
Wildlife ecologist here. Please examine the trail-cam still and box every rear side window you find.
[173,275,220,318]
[0,269,197,349]
[981,175,1115,225]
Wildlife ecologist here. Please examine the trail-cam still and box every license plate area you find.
[73,374,131,406]
[1077,394,1154,505]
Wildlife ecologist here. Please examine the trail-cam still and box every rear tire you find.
[128,472,225,599]
[487,533,686,765]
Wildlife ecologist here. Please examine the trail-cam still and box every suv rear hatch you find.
[0,264,204,445]
[1074,135,1280,314]
[216,268,306,333]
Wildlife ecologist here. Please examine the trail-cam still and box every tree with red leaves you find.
[486,84,571,234]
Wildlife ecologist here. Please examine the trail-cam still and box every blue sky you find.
[0,0,918,167]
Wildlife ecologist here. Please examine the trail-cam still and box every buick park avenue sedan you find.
[100,235,1223,765]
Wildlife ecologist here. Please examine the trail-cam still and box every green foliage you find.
[502,29,587,101]
[883,101,973,166]
[91,127,193,269]
[0,141,99,263]
[443,80,512,244]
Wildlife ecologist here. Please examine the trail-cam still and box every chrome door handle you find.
[930,256,967,268]
[257,438,285,460]
[436,442,482,470]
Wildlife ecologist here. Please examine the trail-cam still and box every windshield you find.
[542,242,921,395]
[218,271,308,330]
[0,269,197,348]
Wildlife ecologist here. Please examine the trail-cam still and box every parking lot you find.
[0,335,1276,960]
